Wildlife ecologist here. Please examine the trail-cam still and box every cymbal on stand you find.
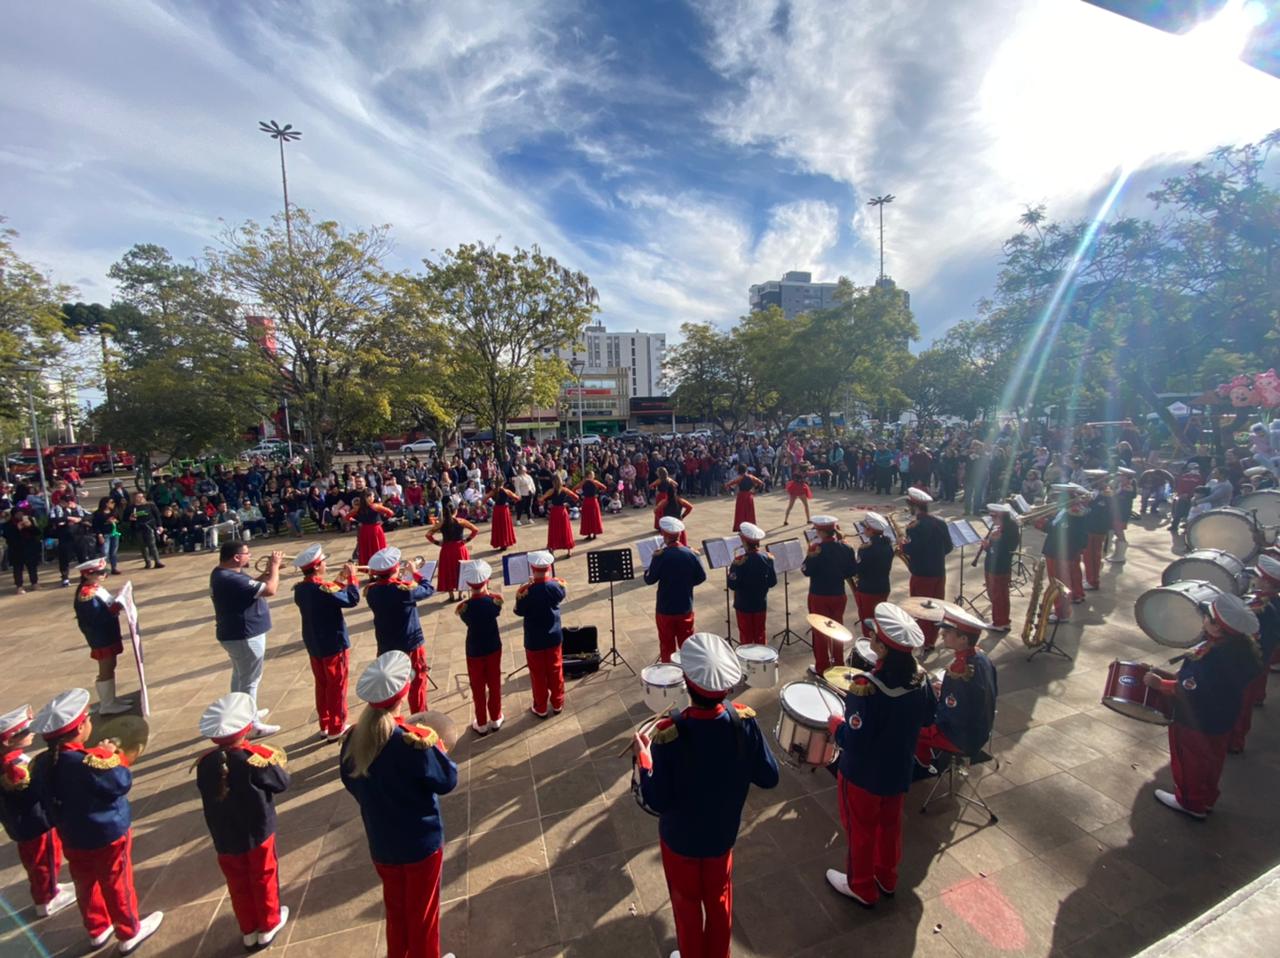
[897,596,953,623]
[806,613,854,643]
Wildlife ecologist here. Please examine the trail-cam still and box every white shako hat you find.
[679,632,743,699]
[1244,466,1271,478]
[367,547,402,574]
[1209,593,1259,637]
[527,550,554,569]
[1116,466,1137,476]
[464,559,493,586]
[0,705,33,740]
[906,487,933,504]
[1082,468,1110,480]
[293,543,326,570]
[873,603,925,652]
[738,522,765,542]
[810,515,838,529]
[1254,554,1280,583]
[658,516,685,536]
[862,511,889,532]
[199,692,256,742]
[32,689,91,740]
[356,651,413,708]
[76,557,108,574]
[940,604,991,635]
[986,502,1014,515]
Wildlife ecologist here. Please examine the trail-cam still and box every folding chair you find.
[920,739,999,823]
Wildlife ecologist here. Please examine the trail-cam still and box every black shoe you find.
[154,562,166,569]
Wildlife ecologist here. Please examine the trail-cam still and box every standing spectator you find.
[3,507,42,594]
[209,543,283,737]
[125,492,164,570]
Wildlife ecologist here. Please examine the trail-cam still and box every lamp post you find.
[570,358,586,473]
[258,120,302,251]
[867,194,895,281]
[10,365,52,512]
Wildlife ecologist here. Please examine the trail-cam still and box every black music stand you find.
[587,548,636,675]
[772,571,809,649]
[702,538,736,644]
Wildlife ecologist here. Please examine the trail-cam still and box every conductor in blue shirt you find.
[634,632,779,958]
[210,541,283,737]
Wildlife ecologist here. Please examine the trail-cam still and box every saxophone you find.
[887,511,912,573]
[1020,558,1064,648]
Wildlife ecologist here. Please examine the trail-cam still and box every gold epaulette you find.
[455,599,469,617]
[244,744,287,768]
[731,702,756,719]
[400,724,440,750]
[947,661,975,682]
[322,582,344,594]
[491,594,504,606]
[83,749,123,770]
[847,676,876,697]
[731,555,746,566]
[650,718,678,745]
[1,764,30,791]
[807,543,821,555]
[516,584,530,598]
[553,577,567,587]
[397,582,413,592]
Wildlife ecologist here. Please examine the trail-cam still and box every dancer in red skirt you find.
[783,461,830,526]
[426,503,477,602]
[352,494,395,566]
[487,480,519,552]
[540,475,579,558]
[574,469,607,540]
[724,464,764,531]
[651,468,694,546]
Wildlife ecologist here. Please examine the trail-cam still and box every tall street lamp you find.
[258,120,302,251]
[867,194,895,281]
[10,364,52,512]
[569,358,586,473]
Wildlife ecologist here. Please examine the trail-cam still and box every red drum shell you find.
[1101,660,1173,726]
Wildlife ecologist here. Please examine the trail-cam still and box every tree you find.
[205,210,407,470]
[664,322,753,434]
[401,243,597,464]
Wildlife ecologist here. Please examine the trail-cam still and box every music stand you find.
[587,548,636,675]
[702,536,742,644]
[766,538,810,649]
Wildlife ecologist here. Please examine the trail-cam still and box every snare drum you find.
[1238,489,1280,530]
[774,681,844,768]
[849,638,879,671]
[1134,579,1223,648]
[736,644,780,688]
[630,717,661,817]
[1100,660,1173,726]
[1161,548,1247,595]
[640,664,687,715]
[1187,507,1263,561]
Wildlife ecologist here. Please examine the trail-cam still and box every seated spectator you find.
[238,498,269,538]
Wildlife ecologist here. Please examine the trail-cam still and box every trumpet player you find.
[801,515,857,674]
[982,504,1019,632]
[901,488,952,651]
[853,513,894,638]
[364,547,435,712]
[292,545,360,741]
[210,543,283,738]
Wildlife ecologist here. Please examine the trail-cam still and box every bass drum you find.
[1161,548,1247,596]
[1238,489,1280,530]
[1134,579,1223,648]
[1186,507,1262,562]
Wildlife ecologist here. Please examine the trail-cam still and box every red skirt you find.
[653,496,667,530]
[786,480,812,500]
[356,522,387,566]
[579,497,604,536]
[437,539,470,592]
[547,505,575,551]
[490,504,517,549]
[732,491,756,531]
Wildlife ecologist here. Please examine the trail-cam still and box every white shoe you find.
[243,932,259,948]
[825,869,874,906]
[1048,614,1062,624]
[89,927,114,947]
[1155,788,1206,820]
[324,724,351,742]
[258,906,288,946]
[1084,583,1098,591]
[487,714,505,732]
[530,707,549,719]
[36,885,76,917]
[471,719,489,735]
[119,911,163,953]
[251,722,281,738]
[256,708,270,720]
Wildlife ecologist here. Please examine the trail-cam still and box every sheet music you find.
[418,560,438,584]
[804,528,819,545]
[502,552,543,586]
[767,538,807,574]
[947,520,983,548]
[637,536,665,571]
[702,535,744,570]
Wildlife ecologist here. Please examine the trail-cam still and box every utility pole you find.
[867,194,895,281]
[258,121,302,251]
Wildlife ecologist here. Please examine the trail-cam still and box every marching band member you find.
[457,560,505,734]
[540,474,580,559]
[652,468,694,546]
[644,517,708,663]
[724,463,764,532]
[783,461,831,526]
[514,551,567,719]
[352,492,396,567]
[982,503,1020,632]
[1081,470,1112,591]
[1228,555,1280,753]
[487,479,520,551]
[195,692,290,949]
[726,522,776,645]
[292,544,360,741]
[915,606,998,766]
[853,513,894,638]
[73,557,133,716]
[825,603,936,908]
[1143,593,1261,818]
[1038,486,1089,624]
[574,469,608,541]
[1109,466,1138,564]
[364,546,435,712]
[633,632,779,958]
[340,652,459,958]
[30,689,163,953]
[0,705,76,917]
[426,502,477,602]
[900,488,953,651]
[801,515,857,673]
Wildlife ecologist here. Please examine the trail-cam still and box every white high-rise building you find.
[553,323,667,397]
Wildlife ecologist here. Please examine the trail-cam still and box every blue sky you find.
[2,0,1275,348]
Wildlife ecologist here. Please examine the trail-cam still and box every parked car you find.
[579,433,602,446]
[402,438,438,454]
[240,441,288,460]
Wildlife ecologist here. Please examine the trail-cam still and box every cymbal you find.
[408,710,459,753]
[806,613,854,643]
[822,666,867,692]
[897,596,950,622]
[89,714,149,764]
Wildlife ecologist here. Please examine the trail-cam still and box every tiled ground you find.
[3,487,1279,958]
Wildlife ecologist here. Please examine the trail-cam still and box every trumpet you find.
[254,553,299,573]
[354,555,426,577]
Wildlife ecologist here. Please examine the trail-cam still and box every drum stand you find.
[772,571,810,649]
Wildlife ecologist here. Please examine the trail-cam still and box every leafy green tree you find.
[664,322,753,434]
